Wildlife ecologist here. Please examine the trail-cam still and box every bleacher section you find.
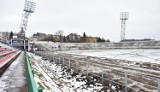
[0,52,20,68]
[0,43,21,75]
[0,48,17,56]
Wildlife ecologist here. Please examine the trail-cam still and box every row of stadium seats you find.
[0,52,19,68]
[0,49,16,56]
[0,43,20,71]
[0,47,7,51]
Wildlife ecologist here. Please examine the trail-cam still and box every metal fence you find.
[52,54,160,92]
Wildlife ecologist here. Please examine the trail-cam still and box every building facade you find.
[0,32,10,43]
[85,37,97,43]
[80,37,97,43]
[67,33,80,42]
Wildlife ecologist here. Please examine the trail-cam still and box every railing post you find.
[55,56,57,64]
[125,72,128,92]
[86,62,89,76]
[158,79,160,92]
[59,56,60,64]
[63,57,64,66]
[69,59,70,68]
[24,39,26,50]
[102,68,104,83]
[76,61,79,72]
[52,54,54,62]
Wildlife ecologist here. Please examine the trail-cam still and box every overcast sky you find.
[0,0,160,42]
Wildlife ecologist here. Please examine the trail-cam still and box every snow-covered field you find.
[33,50,160,92]
[60,49,160,64]
[32,42,160,91]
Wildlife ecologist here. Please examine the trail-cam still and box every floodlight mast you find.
[120,12,129,41]
[19,0,36,39]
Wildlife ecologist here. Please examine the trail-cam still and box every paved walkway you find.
[0,51,28,92]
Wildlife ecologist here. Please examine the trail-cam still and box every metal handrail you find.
[25,51,42,92]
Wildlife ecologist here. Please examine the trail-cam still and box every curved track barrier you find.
[25,51,43,92]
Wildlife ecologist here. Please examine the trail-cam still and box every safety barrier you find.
[25,51,43,92]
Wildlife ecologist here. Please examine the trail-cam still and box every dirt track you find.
[35,51,160,92]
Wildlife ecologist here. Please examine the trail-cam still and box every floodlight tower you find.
[120,12,129,41]
[19,0,36,39]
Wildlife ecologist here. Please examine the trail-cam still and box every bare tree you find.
[55,30,64,42]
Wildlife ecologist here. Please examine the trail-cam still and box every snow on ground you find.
[60,49,160,64]
[29,53,117,92]
[28,53,62,92]
[34,50,160,91]
[0,51,27,92]
[33,42,160,91]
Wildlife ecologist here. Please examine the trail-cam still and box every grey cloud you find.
[0,0,160,41]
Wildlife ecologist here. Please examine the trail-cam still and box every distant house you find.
[80,37,97,43]
[0,32,10,43]
[17,30,25,39]
[80,37,85,42]
[86,37,97,43]
[52,35,60,42]
[31,32,46,41]
[67,33,80,42]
